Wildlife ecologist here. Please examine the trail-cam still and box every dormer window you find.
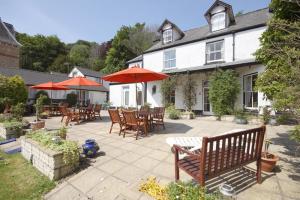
[163,29,173,44]
[211,12,226,31]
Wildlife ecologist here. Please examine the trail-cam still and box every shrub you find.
[58,126,67,139]
[35,95,48,120]
[139,177,220,200]
[66,93,77,107]
[35,90,50,105]
[167,105,181,120]
[290,125,300,144]
[11,103,25,121]
[209,70,240,120]
[0,75,27,111]
[161,76,177,106]
[262,107,271,125]
[234,109,248,120]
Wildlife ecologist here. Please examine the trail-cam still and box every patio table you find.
[137,110,155,132]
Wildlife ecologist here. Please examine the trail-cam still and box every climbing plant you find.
[209,69,240,120]
[183,74,197,111]
[160,75,177,106]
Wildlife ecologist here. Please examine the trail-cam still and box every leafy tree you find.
[209,70,240,120]
[102,23,155,74]
[255,0,300,114]
[49,54,70,73]
[69,44,90,66]
[17,33,67,72]
[122,23,157,56]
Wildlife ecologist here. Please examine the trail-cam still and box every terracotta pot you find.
[261,152,279,172]
[30,120,45,131]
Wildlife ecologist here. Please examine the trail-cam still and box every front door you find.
[203,87,212,115]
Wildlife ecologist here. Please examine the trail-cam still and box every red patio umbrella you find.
[102,66,169,108]
[31,82,69,104]
[56,77,102,105]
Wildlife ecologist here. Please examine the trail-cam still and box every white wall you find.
[89,91,106,104]
[143,27,266,73]
[109,83,143,107]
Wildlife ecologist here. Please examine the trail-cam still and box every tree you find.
[17,33,67,72]
[49,54,70,73]
[209,69,240,120]
[255,0,300,114]
[102,23,155,74]
[69,44,90,66]
[122,23,157,56]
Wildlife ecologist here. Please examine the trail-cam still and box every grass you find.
[0,151,56,200]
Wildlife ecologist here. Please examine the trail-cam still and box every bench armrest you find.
[173,144,200,158]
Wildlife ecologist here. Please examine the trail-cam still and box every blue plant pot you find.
[82,139,100,158]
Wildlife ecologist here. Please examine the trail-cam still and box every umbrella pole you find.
[50,90,52,105]
[136,83,138,111]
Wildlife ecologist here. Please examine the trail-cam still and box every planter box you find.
[21,136,79,180]
[30,120,45,131]
[0,123,22,139]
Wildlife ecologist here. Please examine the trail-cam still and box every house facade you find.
[110,0,271,114]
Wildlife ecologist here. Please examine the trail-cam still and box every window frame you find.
[122,86,130,106]
[211,12,226,32]
[163,29,173,44]
[163,49,176,69]
[206,40,224,63]
[243,73,258,109]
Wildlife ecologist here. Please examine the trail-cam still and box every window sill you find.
[205,60,225,65]
[163,67,177,71]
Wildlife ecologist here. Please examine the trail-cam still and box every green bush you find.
[66,93,77,107]
[277,112,296,125]
[35,95,48,120]
[11,103,25,121]
[167,181,220,200]
[0,75,27,111]
[167,105,181,120]
[209,70,240,120]
[262,107,271,125]
[35,90,50,105]
[290,125,300,144]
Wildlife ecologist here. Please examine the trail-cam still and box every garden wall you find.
[0,123,22,139]
[21,136,78,180]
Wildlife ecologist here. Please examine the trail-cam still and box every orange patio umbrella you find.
[102,66,169,107]
[31,82,69,104]
[56,77,102,105]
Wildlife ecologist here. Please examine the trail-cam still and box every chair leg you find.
[136,128,140,140]
[119,124,122,136]
[256,159,262,184]
[175,148,179,181]
[61,116,64,122]
[162,121,165,130]
[109,123,113,134]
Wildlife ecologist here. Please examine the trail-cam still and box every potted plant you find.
[261,139,279,172]
[58,126,67,140]
[31,95,47,130]
[234,109,248,124]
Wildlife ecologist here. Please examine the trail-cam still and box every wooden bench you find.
[174,126,266,186]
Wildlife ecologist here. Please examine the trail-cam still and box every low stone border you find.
[0,123,22,139]
[21,136,79,180]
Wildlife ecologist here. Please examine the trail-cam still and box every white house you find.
[110,0,271,114]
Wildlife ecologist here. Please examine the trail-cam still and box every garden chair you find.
[108,109,125,136]
[122,110,147,140]
[60,106,79,126]
[173,126,266,186]
[151,107,165,130]
[93,104,102,120]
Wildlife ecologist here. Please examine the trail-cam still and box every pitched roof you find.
[145,8,270,53]
[0,18,21,46]
[0,66,108,92]
[157,19,185,37]
[126,55,143,64]
[75,66,104,78]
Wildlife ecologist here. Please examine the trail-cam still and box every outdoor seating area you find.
[19,111,297,200]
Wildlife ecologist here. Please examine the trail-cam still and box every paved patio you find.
[25,111,299,200]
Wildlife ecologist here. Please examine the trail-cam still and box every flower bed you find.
[0,121,23,139]
[21,130,80,180]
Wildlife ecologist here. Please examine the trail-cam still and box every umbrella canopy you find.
[56,77,102,87]
[31,81,69,90]
[102,66,169,83]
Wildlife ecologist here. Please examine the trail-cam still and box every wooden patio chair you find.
[85,104,95,120]
[140,105,150,112]
[151,107,165,130]
[122,110,147,140]
[173,126,266,186]
[108,109,125,136]
[93,104,102,120]
[60,106,79,126]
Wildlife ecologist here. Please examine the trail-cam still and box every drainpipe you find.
[142,54,147,104]
[232,32,236,61]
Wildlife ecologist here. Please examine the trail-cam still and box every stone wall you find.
[0,123,22,139]
[21,137,79,180]
[0,41,19,68]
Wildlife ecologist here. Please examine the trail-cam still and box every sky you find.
[1,0,270,44]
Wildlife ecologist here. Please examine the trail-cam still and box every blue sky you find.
[1,0,270,43]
